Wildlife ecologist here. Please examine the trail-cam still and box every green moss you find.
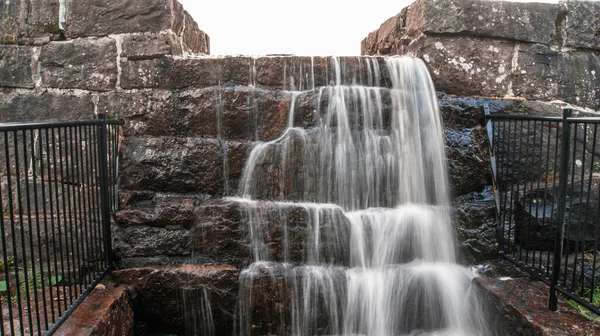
[35,22,60,34]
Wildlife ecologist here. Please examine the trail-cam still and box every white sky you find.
[178,0,561,56]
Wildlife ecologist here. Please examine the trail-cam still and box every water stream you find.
[235,56,490,336]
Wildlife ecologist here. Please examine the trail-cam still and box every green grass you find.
[567,285,600,323]
[0,261,62,302]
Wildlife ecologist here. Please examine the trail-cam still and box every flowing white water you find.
[236,56,490,336]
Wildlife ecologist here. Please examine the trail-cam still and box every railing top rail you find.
[0,119,124,132]
[566,117,600,124]
[486,114,563,122]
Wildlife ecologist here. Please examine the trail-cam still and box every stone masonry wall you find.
[362,0,600,111]
[0,0,209,123]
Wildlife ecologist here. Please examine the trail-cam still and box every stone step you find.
[112,265,238,336]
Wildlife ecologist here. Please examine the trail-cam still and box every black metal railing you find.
[487,107,600,315]
[0,116,123,335]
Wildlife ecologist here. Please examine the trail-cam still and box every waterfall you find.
[235,56,490,336]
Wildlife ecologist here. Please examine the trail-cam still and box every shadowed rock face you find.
[362,0,600,111]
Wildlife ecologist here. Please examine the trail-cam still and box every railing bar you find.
[495,119,505,249]
[40,129,60,323]
[533,121,545,272]
[524,119,535,266]
[507,119,518,258]
[57,126,75,308]
[83,126,100,279]
[566,117,600,124]
[60,127,77,305]
[65,127,83,298]
[22,129,42,335]
[589,124,600,305]
[51,127,68,313]
[563,121,579,289]
[580,123,596,302]
[516,119,526,261]
[74,127,91,288]
[37,129,53,329]
[0,120,124,132]
[548,122,561,274]
[487,115,563,122]
[2,132,17,336]
[500,119,511,253]
[572,124,587,294]
[88,126,103,276]
[96,116,113,269]
[10,130,30,335]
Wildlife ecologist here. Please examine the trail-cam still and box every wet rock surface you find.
[112,265,238,336]
[475,276,600,335]
[455,188,498,263]
[55,284,134,336]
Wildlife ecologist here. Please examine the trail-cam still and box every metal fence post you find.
[96,114,113,269]
[549,108,572,311]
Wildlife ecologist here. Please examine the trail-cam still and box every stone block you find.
[119,59,161,89]
[0,45,35,88]
[97,90,174,136]
[120,137,233,195]
[66,0,172,37]
[405,0,561,45]
[0,0,61,45]
[0,90,95,122]
[512,44,600,110]
[120,32,183,60]
[564,0,600,51]
[181,10,210,54]
[173,87,290,141]
[40,37,117,91]
[112,265,239,336]
[158,56,252,89]
[446,128,491,196]
[361,9,408,56]
[55,285,134,336]
[112,225,191,259]
[406,35,516,98]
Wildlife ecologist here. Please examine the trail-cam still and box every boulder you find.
[39,38,118,91]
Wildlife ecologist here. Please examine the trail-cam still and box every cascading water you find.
[235,56,490,336]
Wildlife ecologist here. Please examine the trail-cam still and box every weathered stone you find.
[66,0,172,37]
[120,137,229,195]
[0,90,95,121]
[445,127,491,196]
[0,0,61,45]
[114,196,196,229]
[120,32,183,60]
[181,10,210,54]
[112,224,191,260]
[404,0,561,45]
[0,45,35,88]
[512,44,600,109]
[158,56,252,89]
[475,277,600,335]
[406,35,516,98]
[564,1,600,51]
[112,265,239,336]
[437,93,522,129]
[55,285,134,336]
[40,38,118,91]
[455,188,498,263]
[119,59,160,89]
[173,87,291,141]
[97,90,174,136]
[190,199,351,268]
[361,9,408,56]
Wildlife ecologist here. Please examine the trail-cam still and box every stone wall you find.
[362,0,600,111]
[0,0,209,122]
